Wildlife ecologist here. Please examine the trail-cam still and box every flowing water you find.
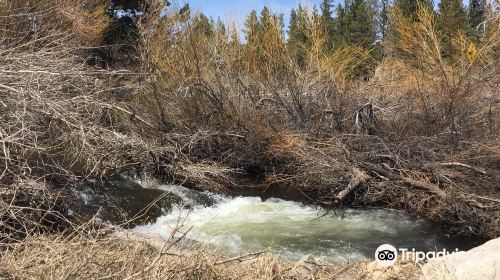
[74,178,480,262]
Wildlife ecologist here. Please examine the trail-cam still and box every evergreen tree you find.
[216,17,227,38]
[192,14,214,37]
[229,23,240,46]
[289,8,298,45]
[179,4,191,18]
[244,10,260,49]
[260,6,273,36]
[260,6,274,55]
[379,0,390,41]
[333,4,348,47]
[468,0,487,34]
[386,0,435,59]
[244,9,261,73]
[393,0,433,21]
[438,0,469,58]
[332,0,377,77]
[288,5,309,67]
[320,0,335,50]
[277,13,285,38]
[345,0,376,49]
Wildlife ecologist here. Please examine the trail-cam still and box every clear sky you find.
[176,0,333,30]
[175,0,472,31]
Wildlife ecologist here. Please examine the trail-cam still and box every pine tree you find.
[229,23,240,47]
[229,23,240,49]
[393,0,433,21]
[277,13,285,38]
[192,14,214,37]
[244,9,261,73]
[260,6,273,40]
[289,8,298,45]
[244,10,260,49]
[345,0,376,49]
[331,0,377,77]
[320,0,335,50]
[260,6,274,54]
[438,0,469,58]
[215,17,226,37]
[333,4,348,47]
[288,8,299,52]
[379,0,390,41]
[468,0,487,35]
[288,5,309,67]
[386,0,435,59]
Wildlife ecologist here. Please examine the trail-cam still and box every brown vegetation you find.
[0,0,498,278]
[0,230,421,280]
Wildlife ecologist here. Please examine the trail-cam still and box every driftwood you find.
[360,163,446,197]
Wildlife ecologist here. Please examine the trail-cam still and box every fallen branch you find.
[462,193,500,204]
[436,162,487,175]
[335,168,369,202]
[360,163,446,197]
[213,249,269,265]
[0,83,20,93]
[99,103,155,129]
[171,249,269,273]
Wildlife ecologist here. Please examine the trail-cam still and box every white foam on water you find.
[134,195,436,261]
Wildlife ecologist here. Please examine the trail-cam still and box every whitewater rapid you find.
[133,185,463,261]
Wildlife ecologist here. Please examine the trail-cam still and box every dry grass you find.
[0,180,72,245]
[0,232,421,280]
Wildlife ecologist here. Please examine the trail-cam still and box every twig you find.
[436,162,487,175]
[213,249,269,265]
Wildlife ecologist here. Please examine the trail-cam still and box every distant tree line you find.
[103,0,494,76]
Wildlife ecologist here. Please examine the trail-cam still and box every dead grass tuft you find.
[0,232,421,280]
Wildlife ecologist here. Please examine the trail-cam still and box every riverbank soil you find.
[0,1,498,279]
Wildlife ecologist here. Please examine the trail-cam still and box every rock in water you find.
[421,238,500,280]
[290,255,318,280]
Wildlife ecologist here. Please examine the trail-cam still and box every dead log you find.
[360,163,446,197]
[335,168,369,202]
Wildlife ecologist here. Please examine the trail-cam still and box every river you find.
[74,177,480,262]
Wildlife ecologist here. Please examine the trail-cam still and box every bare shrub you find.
[379,4,499,140]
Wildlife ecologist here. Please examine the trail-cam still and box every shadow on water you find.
[73,176,218,227]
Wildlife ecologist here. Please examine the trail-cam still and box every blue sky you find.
[176,0,472,31]
[176,0,332,30]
